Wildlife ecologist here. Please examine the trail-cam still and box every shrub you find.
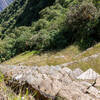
[15,32,33,53]
[0,26,3,37]
[56,0,73,7]
[40,4,65,21]
[34,19,49,31]
[30,29,67,50]
[0,37,16,62]
[66,1,99,39]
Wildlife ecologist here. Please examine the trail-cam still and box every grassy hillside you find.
[3,43,100,73]
[3,45,81,66]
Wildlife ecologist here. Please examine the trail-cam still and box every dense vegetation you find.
[0,0,100,62]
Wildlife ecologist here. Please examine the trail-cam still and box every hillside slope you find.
[0,0,100,63]
[3,42,100,72]
[0,0,100,99]
[1,42,100,100]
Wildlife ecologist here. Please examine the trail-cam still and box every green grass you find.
[69,56,100,73]
[75,43,100,60]
[3,43,100,70]
[0,72,37,100]
[3,45,81,66]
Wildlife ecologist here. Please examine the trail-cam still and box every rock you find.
[58,82,93,100]
[77,68,100,80]
[80,81,91,88]
[95,77,100,87]
[0,94,6,100]
[73,68,83,78]
[0,65,100,100]
[62,67,72,74]
[55,56,65,59]
[87,86,100,98]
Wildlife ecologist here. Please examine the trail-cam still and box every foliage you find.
[65,1,100,49]
[66,1,99,37]
[0,0,100,62]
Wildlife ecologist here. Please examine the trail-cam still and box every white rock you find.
[15,74,23,80]
[77,68,100,80]
[73,68,83,77]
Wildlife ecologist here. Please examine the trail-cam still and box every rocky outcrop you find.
[77,68,100,80]
[0,65,100,100]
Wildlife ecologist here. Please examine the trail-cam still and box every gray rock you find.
[0,65,100,100]
[73,68,83,78]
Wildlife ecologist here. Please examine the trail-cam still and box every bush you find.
[40,4,65,21]
[0,37,16,62]
[34,19,49,31]
[66,1,99,39]
[0,26,3,37]
[15,32,33,53]
[30,29,67,50]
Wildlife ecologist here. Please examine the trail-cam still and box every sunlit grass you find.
[3,45,81,66]
[0,72,36,100]
[75,43,100,60]
[68,56,100,73]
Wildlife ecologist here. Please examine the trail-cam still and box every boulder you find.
[95,77,100,87]
[77,68,100,80]
[58,82,93,100]
[73,68,83,78]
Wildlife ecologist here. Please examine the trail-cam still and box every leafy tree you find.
[66,1,99,39]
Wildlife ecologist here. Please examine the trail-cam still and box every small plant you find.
[0,72,4,82]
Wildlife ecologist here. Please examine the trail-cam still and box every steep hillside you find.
[0,0,55,29]
[0,0,100,63]
[0,0,100,99]
[0,0,14,12]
